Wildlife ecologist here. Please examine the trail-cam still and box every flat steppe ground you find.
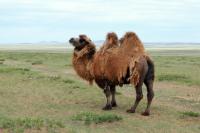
[0,49,199,133]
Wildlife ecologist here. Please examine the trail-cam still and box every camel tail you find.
[145,56,155,81]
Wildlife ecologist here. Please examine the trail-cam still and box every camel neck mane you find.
[72,44,96,84]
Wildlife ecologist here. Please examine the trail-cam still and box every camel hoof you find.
[141,111,150,116]
[102,105,112,110]
[111,102,117,107]
[126,109,135,113]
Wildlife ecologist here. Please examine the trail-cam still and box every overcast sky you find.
[0,0,200,43]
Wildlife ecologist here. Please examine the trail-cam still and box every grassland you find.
[0,50,200,133]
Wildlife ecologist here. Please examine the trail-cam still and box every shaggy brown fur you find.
[69,32,154,116]
[71,35,96,84]
[99,32,119,54]
[120,32,145,57]
[94,32,133,86]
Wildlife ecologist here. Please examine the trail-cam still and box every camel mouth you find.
[69,37,81,48]
[69,38,75,43]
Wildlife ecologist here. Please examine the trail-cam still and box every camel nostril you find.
[69,38,74,43]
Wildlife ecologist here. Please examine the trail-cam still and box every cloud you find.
[1,0,200,23]
[0,0,200,43]
[1,0,199,21]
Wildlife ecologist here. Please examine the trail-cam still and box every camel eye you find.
[79,39,85,44]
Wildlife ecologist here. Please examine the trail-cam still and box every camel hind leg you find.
[127,81,143,113]
[142,56,155,116]
[142,79,154,116]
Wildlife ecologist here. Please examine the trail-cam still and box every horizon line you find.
[0,41,200,45]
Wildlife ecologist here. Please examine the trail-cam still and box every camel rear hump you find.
[120,32,145,56]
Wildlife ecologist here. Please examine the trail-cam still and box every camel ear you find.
[79,34,91,44]
[79,34,87,39]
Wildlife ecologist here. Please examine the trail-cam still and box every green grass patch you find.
[63,79,75,84]
[115,91,122,95]
[47,75,61,81]
[157,74,190,82]
[71,84,84,89]
[65,64,72,67]
[180,111,200,117]
[32,60,43,65]
[0,59,5,61]
[72,112,122,125]
[0,67,30,74]
[0,117,65,132]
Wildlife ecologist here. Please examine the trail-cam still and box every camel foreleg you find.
[102,84,112,110]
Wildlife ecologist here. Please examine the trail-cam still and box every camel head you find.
[69,34,96,58]
[69,34,91,50]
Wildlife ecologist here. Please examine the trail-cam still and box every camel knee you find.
[136,94,143,101]
[147,91,154,101]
